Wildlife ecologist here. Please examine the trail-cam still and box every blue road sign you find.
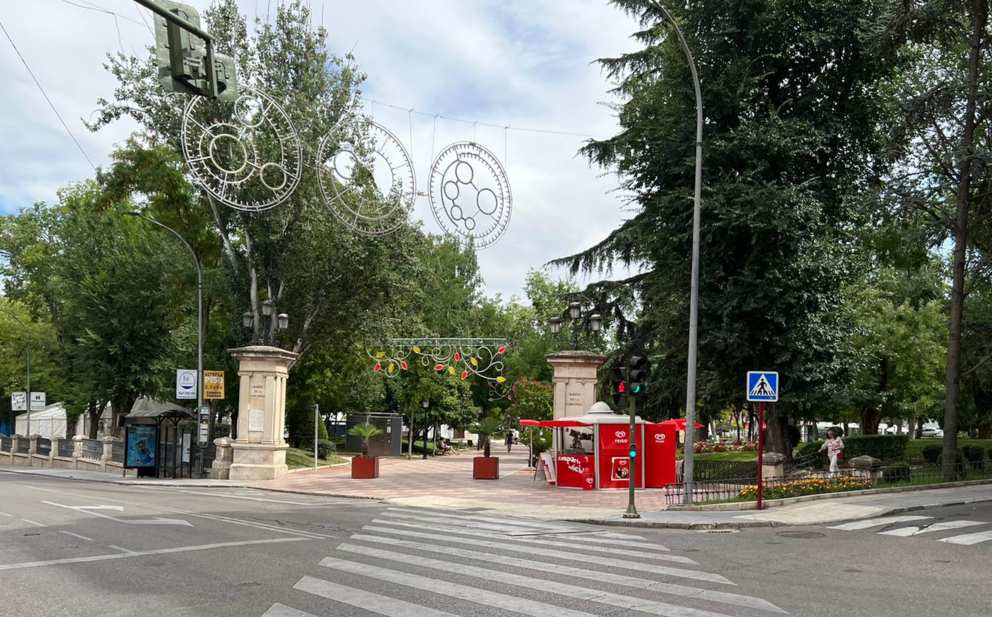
[746,371,779,402]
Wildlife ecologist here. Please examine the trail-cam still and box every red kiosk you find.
[522,402,682,490]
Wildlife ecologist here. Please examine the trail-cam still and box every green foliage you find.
[962,446,986,468]
[881,463,911,484]
[922,445,942,464]
[843,435,909,462]
[317,439,336,460]
[506,379,552,422]
[348,422,384,456]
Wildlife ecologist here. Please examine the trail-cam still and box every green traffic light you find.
[632,383,643,394]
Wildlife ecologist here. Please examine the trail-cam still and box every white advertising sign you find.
[11,391,26,411]
[29,392,45,410]
[176,369,197,400]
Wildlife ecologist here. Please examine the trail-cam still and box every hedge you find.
[797,434,908,467]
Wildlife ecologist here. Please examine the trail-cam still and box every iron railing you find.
[79,438,103,460]
[15,438,29,454]
[111,440,125,464]
[58,438,75,458]
[0,435,10,452]
[36,437,51,457]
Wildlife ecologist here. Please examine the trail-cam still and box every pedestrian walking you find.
[505,431,513,454]
[819,428,845,475]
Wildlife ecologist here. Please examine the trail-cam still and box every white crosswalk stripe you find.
[878,520,986,537]
[828,515,932,531]
[267,508,786,617]
[373,515,691,563]
[344,534,784,613]
[938,530,992,546]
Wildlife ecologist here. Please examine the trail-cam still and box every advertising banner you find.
[176,369,197,400]
[555,454,595,490]
[124,424,158,469]
[203,370,225,400]
[645,423,678,487]
[598,425,643,489]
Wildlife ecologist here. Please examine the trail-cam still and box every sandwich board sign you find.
[746,371,779,403]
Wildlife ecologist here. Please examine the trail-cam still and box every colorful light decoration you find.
[366,337,511,400]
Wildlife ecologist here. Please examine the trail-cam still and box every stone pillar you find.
[209,437,234,480]
[28,434,38,455]
[762,452,785,480]
[228,345,298,481]
[546,351,607,419]
[101,435,114,462]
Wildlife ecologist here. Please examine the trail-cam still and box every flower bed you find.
[694,440,757,454]
[738,476,872,500]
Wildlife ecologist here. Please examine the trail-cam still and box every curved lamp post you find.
[126,212,204,474]
[650,0,704,505]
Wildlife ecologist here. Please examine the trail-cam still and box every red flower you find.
[400,360,409,370]
[372,363,382,373]
[460,370,469,380]
[453,351,462,362]
[497,345,507,354]
[434,363,445,372]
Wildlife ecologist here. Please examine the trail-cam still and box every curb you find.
[0,467,250,488]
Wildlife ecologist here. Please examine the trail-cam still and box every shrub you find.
[962,446,986,469]
[317,439,336,460]
[922,445,942,464]
[882,463,911,483]
[795,441,828,467]
[842,434,908,462]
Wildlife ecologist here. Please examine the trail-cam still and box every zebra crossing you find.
[829,515,992,545]
[263,507,787,617]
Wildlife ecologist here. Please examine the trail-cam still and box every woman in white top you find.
[819,429,845,474]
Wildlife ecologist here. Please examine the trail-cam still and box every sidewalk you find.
[5,459,992,528]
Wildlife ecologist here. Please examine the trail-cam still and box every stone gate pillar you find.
[546,351,607,419]
[228,345,298,481]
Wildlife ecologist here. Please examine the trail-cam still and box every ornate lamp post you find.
[242,303,289,345]
[549,301,602,350]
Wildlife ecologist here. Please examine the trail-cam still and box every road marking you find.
[345,535,783,613]
[879,520,986,537]
[59,531,93,542]
[0,537,306,572]
[108,545,137,554]
[21,519,46,527]
[584,531,648,541]
[294,575,463,617]
[386,507,582,533]
[561,532,671,552]
[939,530,992,546]
[190,512,334,540]
[41,501,192,527]
[336,543,768,617]
[169,489,328,507]
[261,603,319,617]
[0,512,12,517]
[828,516,933,531]
[359,527,733,585]
[373,516,695,565]
[318,556,601,617]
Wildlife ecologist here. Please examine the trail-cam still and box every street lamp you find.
[550,300,603,350]
[126,211,205,476]
[647,1,705,505]
[241,304,289,345]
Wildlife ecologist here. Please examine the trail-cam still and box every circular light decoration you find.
[181,87,303,211]
[316,119,416,235]
[429,142,512,249]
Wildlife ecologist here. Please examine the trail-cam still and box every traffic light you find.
[627,353,649,397]
[150,0,237,101]
[611,364,627,408]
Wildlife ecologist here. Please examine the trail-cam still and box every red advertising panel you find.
[598,425,643,489]
[645,423,677,487]
[556,454,595,490]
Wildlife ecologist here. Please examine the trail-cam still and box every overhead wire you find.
[0,18,95,170]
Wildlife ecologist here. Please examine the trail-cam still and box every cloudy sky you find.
[0,0,641,300]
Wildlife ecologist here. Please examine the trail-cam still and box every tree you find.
[885,0,992,478]
[554,0,908,455]
[0,298,62,434]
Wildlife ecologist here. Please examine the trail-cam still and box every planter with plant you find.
[348,422,384,479]
[470,416,503,480]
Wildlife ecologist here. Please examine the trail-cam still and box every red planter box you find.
[473,456,499,480]
[351,455,379,479]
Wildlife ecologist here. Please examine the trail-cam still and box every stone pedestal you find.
[228,345,298,481]
[209,437,234,479]
[546,351,607,419]
[762,451,785,480]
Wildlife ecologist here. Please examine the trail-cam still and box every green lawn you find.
[682,450,757,462]
[285,447,348,470]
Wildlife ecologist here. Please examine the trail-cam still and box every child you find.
[819,429,845,474]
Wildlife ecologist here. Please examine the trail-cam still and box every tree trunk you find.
[942,0,985,482]
[861,407,881,435]
[765,406,793,464]
[87,401,100,439]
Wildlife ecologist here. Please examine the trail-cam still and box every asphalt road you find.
[1,472,990,617]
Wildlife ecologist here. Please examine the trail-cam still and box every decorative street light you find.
[550,300,603,350]
[242,304,289,345]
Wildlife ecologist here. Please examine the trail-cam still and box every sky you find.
[0,0,642,301]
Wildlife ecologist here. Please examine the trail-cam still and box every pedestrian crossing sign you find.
[746,371,778,402]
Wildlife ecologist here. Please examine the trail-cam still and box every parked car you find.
[921,425,944,438]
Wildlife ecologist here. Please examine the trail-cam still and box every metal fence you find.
[666,461,992,506]
[79,438,103,461]
[0,435,9,452]
[15,438,29,454]
[36,437,51,457]
[58,438,75,458]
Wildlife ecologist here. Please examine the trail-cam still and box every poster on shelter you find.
[611,456,631,481]
[125,425,158,469]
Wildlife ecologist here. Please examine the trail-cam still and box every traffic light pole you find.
[623,394,640,519]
